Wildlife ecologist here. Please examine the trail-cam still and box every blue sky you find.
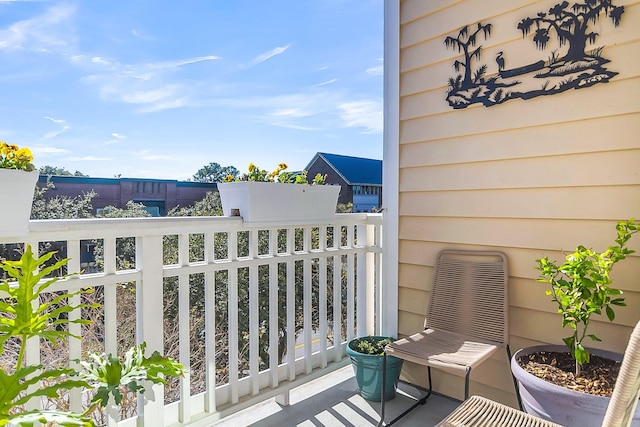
[0,0,383,180]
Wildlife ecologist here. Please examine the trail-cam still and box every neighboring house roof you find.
[306,152,382,186]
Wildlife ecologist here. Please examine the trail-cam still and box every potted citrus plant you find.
[511,219,640,426]
[0,141,39,238]
[217,162,340,225]
[346,336,403,401]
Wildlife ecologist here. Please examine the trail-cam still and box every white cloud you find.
[137,150,173,161]
[136,97,187,113]
[104,132,126,146]
[315,78,337,86]
[31,145,68,155]
[264,106,318,130]
[81,53,219,112]
[43,116,64,124]
[366,65,383,76]
[0,4,76,52]
[209,91,383,134]
[271,108,313,118]
[69,156,110,161]
[92,56,110,65]
[42,116,70,139]
[120,86,179,104]
[131,28,155,41]
[366,58,384,76]
[270,123,318,131]
[337,100,383,134]
[243,44,291,68]
[148,55,219,69]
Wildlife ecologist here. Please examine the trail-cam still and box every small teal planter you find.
[346,336,404,401]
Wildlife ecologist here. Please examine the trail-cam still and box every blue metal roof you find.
[308,153,382,185]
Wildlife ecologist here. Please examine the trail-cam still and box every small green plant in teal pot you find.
[346,336,403,401]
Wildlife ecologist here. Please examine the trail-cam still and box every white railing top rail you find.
[12,213,381,241]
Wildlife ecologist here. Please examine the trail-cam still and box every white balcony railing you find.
[0,213,383,426]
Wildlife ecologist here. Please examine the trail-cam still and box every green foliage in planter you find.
[224,162,327,185]
[0,245,185,426]
[349,337,393,356]
[536,219,639,377]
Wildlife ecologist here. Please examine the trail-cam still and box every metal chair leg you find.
[464,366,471,400]
[378,357,432,427]
[378,352,388,427]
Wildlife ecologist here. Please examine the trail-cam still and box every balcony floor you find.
[210,365,460,426]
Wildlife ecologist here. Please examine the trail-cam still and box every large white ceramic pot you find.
[0,169,39,239]
[512,345,640,427]
[217,182,340,225]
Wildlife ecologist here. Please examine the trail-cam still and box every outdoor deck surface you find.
[210,365,460,426]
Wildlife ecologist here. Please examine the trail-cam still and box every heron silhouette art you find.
[496,51,505,72]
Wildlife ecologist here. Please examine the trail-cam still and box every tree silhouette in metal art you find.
[444,0,624,109]
[517,0,624,62]
[444,23,493,90]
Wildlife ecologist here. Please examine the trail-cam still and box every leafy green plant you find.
[536,219,639,377]
[223,162,326,185]
[349,337,393,356]
[80,343,184,412]
[0,245,185,426]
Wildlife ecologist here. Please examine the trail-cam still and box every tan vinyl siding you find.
[395,0,640,407]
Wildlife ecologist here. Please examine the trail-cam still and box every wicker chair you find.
[436,320,640,427]
[378,250,519,426]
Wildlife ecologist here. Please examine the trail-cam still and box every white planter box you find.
[0,169,39,239]
[218,182,340,225]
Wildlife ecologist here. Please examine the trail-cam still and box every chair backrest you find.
[426,249,509,345]
[602,320,640,427]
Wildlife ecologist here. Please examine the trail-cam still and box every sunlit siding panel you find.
[395,0,640,407]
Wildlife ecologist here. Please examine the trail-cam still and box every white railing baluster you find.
[356,225,368,338]
[248,229,259,396]
[318,226,328,368]
[104,237,117,354]
[24,238,40,417]
[67,239,83,414]
[228,231,239,404]
[332,251,343,363]
[135,235,165,427]
[204,233,216,413]
[374,221,383,337]
[103,236,119,426]
[268,230,279,388]
[178,234,191,423]
[303,227,312,375]
[285,227,295,382]
[364,223,376,337]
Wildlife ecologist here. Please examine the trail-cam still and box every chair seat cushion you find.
[386,328,500,373]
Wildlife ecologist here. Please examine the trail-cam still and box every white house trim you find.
[382,0,400,337]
